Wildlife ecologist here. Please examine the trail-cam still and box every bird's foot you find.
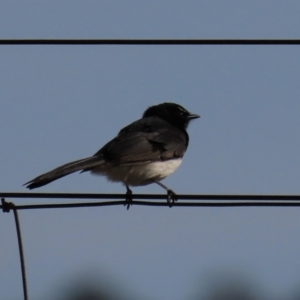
[167,189,177,207]
[124,186,133,210]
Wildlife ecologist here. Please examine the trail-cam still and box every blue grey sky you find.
[1,1,300,299]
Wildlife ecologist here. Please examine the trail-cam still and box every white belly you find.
[91,159,182,186]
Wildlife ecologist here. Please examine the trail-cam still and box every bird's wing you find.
[94,117,188,165]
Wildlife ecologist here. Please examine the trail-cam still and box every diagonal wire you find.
[0,39,300,45]
[1,199,28,300]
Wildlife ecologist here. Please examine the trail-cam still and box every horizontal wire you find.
[1,193,300,210]
[1,201,300,210]
[1,192,300,200]
[0,39,300,45]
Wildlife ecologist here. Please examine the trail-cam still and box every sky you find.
[1,1,300,299]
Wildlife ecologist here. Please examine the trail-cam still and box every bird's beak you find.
[188,113,200,120]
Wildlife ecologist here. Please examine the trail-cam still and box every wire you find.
[0,39,300,45]
[1,193,300,300]
[2,199,28,300]
[1,193,299,300]
[0,192,300,209]
[1,192,300,200]
[1,37,300,300]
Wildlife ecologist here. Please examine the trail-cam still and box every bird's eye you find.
[178,107,187,117]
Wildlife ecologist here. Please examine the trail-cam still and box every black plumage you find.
[24,102,199,207]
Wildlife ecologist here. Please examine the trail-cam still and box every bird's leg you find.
[153,180,177,207]
[124,185,133,210]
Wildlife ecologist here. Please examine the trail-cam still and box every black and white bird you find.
[24,102,199,208]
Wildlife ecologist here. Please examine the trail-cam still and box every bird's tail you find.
[24,156,104,189]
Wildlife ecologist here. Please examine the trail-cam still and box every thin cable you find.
[1,195,299,300]
[0,200,299,210]
[1,193,300,209]
[12,205,28,300]
[1,193,300,210]
[0,39,300,45]
[1,199,28,300]
[1,192,300,201]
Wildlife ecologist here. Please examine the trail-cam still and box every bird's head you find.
[143,102,200,130]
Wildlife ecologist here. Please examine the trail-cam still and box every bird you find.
[24,102,199,208]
